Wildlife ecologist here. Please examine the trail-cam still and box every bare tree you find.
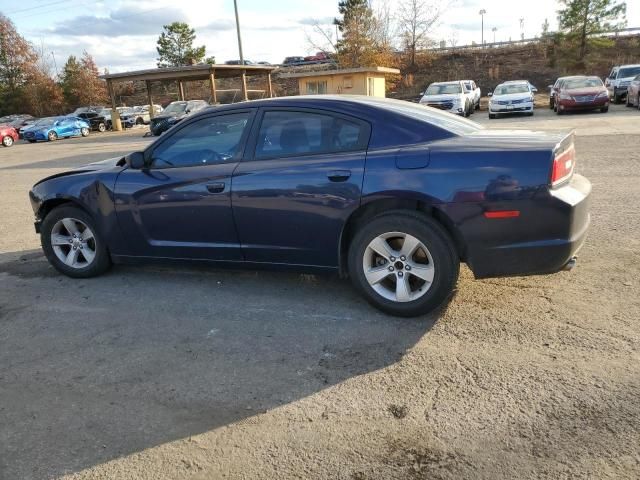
[397,0,445,67]
[305,20,338,55]
[448,31,459,48]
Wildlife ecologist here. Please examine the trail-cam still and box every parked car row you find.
[282,52,334,66]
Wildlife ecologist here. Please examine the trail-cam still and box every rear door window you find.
[254,110,369,160]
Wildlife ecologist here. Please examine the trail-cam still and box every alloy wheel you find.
[48,131,57,141]
[81,127,89,137]
[362,231,435,303]
[2,136,13,147]
[50,218,97,269]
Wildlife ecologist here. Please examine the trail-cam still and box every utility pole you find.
[51,51,58,77]
[479,9,487,47]
[492,27,497,43]
[234,0,244,64]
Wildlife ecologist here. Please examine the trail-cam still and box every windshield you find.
[494,84,530,95]
[619,66,640,78]
[98,109,111,117]
[564,77,603,89]
[118,107,134,115]
[36,117,59,126]
[425,83,462,95]
[163,102,188,115]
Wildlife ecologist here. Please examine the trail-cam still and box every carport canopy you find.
[100,64,278,131]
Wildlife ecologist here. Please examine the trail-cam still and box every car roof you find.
[614,64,640,68]
[430,81,461,85]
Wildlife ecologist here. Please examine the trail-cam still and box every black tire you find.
[347,211,459,317]
[41,205,111,278]
[625,95,632,107]
[28,139,36,143]
[2,135,13,147]
[488,113,496,119]
[47,131,57,141]
[98,122,106,132]
[475,101,480,110]
[557,108,564,115]
[464,102,471,117]
[601,106,609,113]
[136,117,144,125]
[527,111,534,116]
[613,95,620,104]
[549,99,554,109]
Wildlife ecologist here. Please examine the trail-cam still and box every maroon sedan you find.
[556,76,609,114]
[0,124,19,147]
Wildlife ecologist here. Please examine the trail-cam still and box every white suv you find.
[419,81,472,116]
[606,64,640,103]
[462,80,481,110]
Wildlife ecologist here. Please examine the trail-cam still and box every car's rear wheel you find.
[41,206,111,278]
[80,127,89,137]
[348,211,459,317]
[47,131,57,141]
[549,99,554,109]
[98,123,106,132]
[2,135,13,147]
[28,140,36,143]
[136,117,144,125]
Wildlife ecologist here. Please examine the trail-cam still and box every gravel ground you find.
[0,107,639,480]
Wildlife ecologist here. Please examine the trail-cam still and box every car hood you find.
[491,92,532,101]
[421,94,462,102]
[152,113,185,121]
[75,156,125,171]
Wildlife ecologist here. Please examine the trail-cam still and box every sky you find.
[2,0,639,74]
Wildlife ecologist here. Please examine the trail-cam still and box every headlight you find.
[596,91,608,98]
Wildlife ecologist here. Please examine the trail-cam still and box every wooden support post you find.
[240,70,248,101]
[178,81,185,100]
[145,80,155,119]
[107,80,122,132]
[209,72,217,104]
[267,73,273,98]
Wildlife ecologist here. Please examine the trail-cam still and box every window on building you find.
[306,81,328,94]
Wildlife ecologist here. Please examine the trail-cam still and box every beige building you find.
[281,66,400,98]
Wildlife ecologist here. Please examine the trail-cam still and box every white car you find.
[488,80,536,119]
[419,81,472,116]
[132,104,164,125]
[605,64,640,104]
[462,80,481,110]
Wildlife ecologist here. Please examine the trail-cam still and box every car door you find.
[231,108,370,267]
[114,110,255,260]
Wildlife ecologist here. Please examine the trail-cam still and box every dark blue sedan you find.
[29,96,591,317]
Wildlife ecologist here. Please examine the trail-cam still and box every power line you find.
[12,0,69,15]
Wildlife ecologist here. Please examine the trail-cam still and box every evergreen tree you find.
[156,22,206,67]
[557,0,626,61]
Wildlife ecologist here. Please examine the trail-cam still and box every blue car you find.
[28,96,591,317]
[23,116,90,142]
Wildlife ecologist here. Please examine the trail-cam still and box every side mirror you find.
[487,92,493,97]
[532,87,538,93]
[547,85,554,89]
[127,151,146,169]
[419,91,424,96]
[185,109,191,114]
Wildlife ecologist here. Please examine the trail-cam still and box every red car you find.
[0,124,19,147]
[555,76,609,114]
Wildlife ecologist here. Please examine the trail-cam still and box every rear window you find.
[365,97,482,136]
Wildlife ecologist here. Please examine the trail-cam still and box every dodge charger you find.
[29,96,591,317]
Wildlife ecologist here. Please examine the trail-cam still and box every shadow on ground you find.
[0,250,441,479]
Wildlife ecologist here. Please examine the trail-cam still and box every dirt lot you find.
[1,106,639,480]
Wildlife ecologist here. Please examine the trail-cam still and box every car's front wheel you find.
[98,123,106,132]
[80,127,89,137]
[348,211,459,317]
[2,135,14,147]
[47,131,57,141]
[41,206,111,278]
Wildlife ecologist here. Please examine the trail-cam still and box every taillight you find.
[551,145,575,186]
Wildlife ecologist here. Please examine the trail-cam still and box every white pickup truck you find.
[606,64,640,103]
[462,80,481,110]
[419,81,473,116]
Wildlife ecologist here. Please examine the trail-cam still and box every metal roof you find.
[100,64,278,83]
[280,66,400,79]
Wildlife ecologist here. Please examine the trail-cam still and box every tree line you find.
[0,15,107,117]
